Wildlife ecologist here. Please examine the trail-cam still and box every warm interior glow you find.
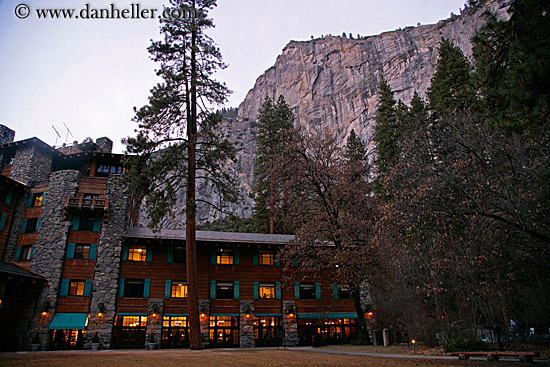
[200,313,206,319]
[152,313,157,318]
[245,314,250,319]
[289,313,294,318]
[98,312,103,318]
[411,339,416,344]
[41,311,47,316]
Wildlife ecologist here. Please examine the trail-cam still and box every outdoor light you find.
[41,311,48,317]
[200,313,206,319]
[412,339,416,354]
[245,314,250,319]
[98,312,103,318]
[152,313,157,318]
[288,313,294,318]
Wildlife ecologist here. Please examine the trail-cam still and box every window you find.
[23,217,39,233]
[128,245,147,262]
[18,245,33,260]
[216,282,235,299]
[299,283,316,300]
[96,164,123,177]
[123,279,145,298]
[173,246,186,263]
[73,244,91,260]
[216,248,234,265]
[31,193,44,207]
[335,284,352,299]
[259,251,274,265]
[259,283,276,299]
[82,194,98,206]
[171,281,188,298]
[69,280,87,296]
[78,216,95,232]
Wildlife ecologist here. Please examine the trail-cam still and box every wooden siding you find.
[67,231,100,243]
[56,297,90,313]
[62,260,95,279]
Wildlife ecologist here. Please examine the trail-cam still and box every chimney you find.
[95,137,113,153]
[0,125,15,145]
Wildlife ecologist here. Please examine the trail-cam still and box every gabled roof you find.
[0,262,45,281]
[0,137,63,157]
[125,227,294,245]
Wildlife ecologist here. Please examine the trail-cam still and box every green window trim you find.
[0,213,7,231]
[253,281,259,300]
[14,246,21,261]
[210,248,216,265]
[66,243,76,259]
[83,280,92,296]
[5,189,13,205]
[92,218,101,232]
[119,278,125,297]
[315,282,321,300]
[167,246,173,263]
[71,215,80,231]
[234,249,240,265]
[276,282,281,300]
[210,280,216,299]
[60,279,70,297]
[20,219,27,234]
[143,279,150,298]
[234,281,239,299]
[333,283,339,300]
[30,244,34,259]
[253,248,258,265]
[294,283,300,300]
[146,247,153,262]
[89,244,97,260]
[27,194,33,208]
[165,279,172,298]
[122,243,128,261]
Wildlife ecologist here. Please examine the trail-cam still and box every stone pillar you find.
[283,301,299,347]
[239,300,255,348]
[95,137,113,153]
[4,192,26,263]
[86,174,129,349]
[199,300,210,347]
[145,300,163,349]
[26,170,81,350]
[10,144,52,186]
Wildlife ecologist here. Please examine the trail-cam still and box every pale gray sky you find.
[0,0,467,153]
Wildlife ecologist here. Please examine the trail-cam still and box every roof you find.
[125,227,294,245]
[0,137,63,157]
[0,262,45,280]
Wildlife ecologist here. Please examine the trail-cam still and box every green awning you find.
[49,313,89,330]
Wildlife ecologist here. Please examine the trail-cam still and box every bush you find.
[444,336,491,353]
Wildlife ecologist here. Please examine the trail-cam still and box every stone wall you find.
[95,137,113,153]
[26,170,81,350]
[239,300,255,348]
[0,125,15,145]
[10,145,53,186]
[4,193,26,263]
[199,300,210,347]
[283,301,299,347]
[86,174,129,349]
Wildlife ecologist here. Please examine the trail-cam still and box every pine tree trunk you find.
[187,4,202,349]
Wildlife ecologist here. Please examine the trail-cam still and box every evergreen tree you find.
[123,0,236,349]
[253,95,294,234]
[428,38,473,118]
[344,129,367,162]
[373,76,398,192]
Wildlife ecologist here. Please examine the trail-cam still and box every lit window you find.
[163,316,187,328]
[171,281,188,298]
[120,315,147,327]
[74,244,91,259]
[216,248,233,265]
[259,283,276,299]
[31,193,44,207]
[128,245,147,262]
[259,251,274,265]
[69,280,86,296]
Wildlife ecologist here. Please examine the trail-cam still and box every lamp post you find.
[411,339,416,354]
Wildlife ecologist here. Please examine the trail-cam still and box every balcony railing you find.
[65,196,109,211]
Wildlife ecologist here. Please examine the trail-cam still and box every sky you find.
[0,0,467,153]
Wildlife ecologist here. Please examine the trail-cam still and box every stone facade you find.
[86,174,129,349]
[239,300,255,348]
[26,170,81,350]
[282,301,299,347]
[4,193,26,263]
[145,299,164,349]
[199,300,210,347]
[10,144,53,186]
[0,125,15,145]
[95,137,113,153]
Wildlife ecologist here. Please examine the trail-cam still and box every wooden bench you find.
[450,351,540,363]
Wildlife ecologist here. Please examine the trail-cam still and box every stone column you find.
[239,300,255,348]
[86,174,129,349]
[199,300,210,347]
[4,193,26,263]
[10,144,52,186]
[283,301,299,347]
[26,170,81,350]
[145,300,163,349]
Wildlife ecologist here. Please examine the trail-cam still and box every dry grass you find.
[0,348,534,367]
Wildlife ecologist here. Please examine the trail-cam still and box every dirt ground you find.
[0,348,545,367]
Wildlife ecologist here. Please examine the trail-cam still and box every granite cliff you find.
[156,0,512,226]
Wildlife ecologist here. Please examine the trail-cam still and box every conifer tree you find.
[123,0,236,349]
[344,129,367,163]
[373,77,398,192]
[252,95,294,234]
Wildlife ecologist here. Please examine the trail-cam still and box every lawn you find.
[0,348,532,367]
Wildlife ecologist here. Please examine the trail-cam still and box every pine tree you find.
[428,38,473,118]
[122,0,236,349]
[373,77,398,191]
[344,129,367,162]
[253,95,294,234]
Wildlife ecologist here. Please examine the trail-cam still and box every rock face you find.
[165,1,511,224]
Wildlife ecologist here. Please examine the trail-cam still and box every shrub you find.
[444,336,491,353]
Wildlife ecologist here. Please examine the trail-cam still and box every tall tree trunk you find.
[186,3,202,349]
[351,284,371,343]
[270,165,274,234]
